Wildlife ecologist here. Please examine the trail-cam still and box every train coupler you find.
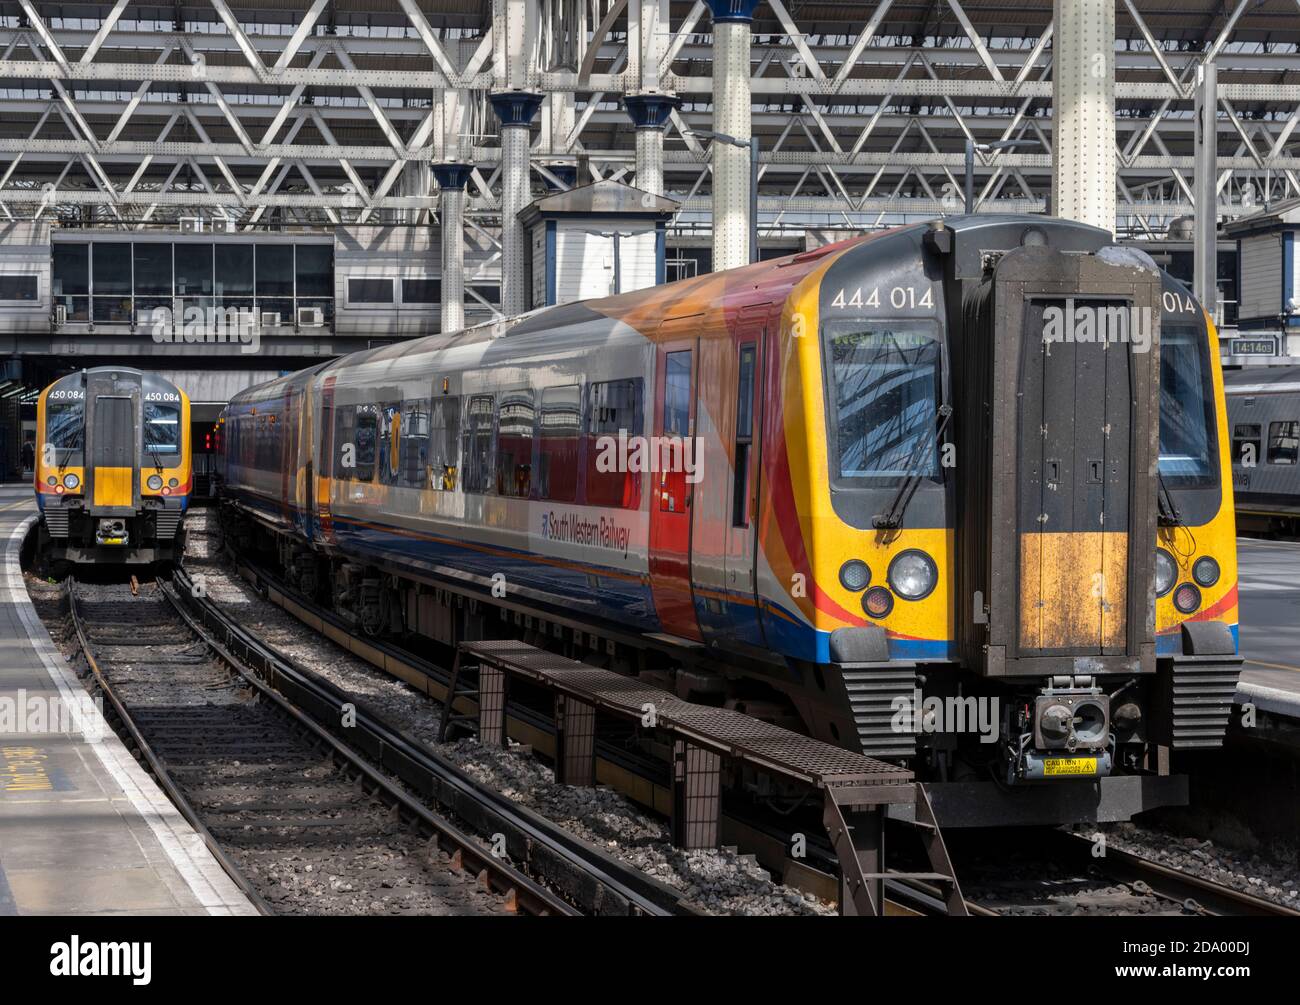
[1004,678,1114,783]
[95,518,129,547]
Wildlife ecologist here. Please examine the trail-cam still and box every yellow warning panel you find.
[93,467,133,508]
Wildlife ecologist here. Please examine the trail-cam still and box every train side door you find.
[648,325,703,641]
[723,330,766,647]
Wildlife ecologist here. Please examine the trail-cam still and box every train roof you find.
[1222,365,1300,394]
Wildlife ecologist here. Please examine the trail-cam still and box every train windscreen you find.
[143,401,181,456]
[1158,324,1218,488]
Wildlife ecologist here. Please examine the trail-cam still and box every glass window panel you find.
[496,390,534,497]
[143,402,180,456]
[133,243,173,296]
[399,399,431,487]
[92,297,133,323]
[52,244,89,296]
[828,328,939,480]
[92,242,132,295]
[538,385,580,502]
[0,275,37,301]
[174,243,214,297]
[401,278,440,304]
[295,244,333,298]
[1268,421,1299,465]
[215,244,254,295]
[429,395,461,490]
[586,378,642,508]
[256,244,294,297]
[461,394,495,493]
[348,277,394,304]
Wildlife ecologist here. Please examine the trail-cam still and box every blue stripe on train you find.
[228,488,959,666]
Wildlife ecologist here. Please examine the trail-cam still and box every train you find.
[218,215,1242,827]
[1225,364,1300,535]
[35,367,192,565]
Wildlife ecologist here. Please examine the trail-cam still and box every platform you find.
[0,484,255,916]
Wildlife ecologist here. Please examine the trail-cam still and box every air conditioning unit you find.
[54,304,67,326]
[297,306,324,327]
[211,218,236,234]
[260,312,281,328]
[180,217,203,233]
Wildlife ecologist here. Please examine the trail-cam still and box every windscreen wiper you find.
[1157,469,1181,527]
[873,404,953,530]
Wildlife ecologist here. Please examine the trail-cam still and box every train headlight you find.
[887,550,937,601]
[46,476,56,487]
[62,473,79,490]
[839,560,871,592]
[1174,583,1202,614]
[1193,556,1220,588]
[1155,549,1176,598]
[862,587,894,619]
[147,474,163,491]
[168,477,178,488]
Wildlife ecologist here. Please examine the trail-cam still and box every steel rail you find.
[169,566,686,917]
[67,576,275,916]
[69,575,576,918]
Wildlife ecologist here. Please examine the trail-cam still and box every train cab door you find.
[84,371,140,516]
[723,331,766,647]
[648,323,703,641]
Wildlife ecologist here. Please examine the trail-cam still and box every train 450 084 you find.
[218,216,1242,828]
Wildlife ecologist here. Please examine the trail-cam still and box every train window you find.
[347,278,395,305]
[826,326,939,481]
[46,399,83,459]
[496,390,535,498]
[1232,424,1261,465]
[1268,421,1299,465]
[143,402,180,456]
[1159,325,1218,486]
[0,275,38,302]
[215,244,254,296]
[732,344,757,527]
[133,243,173,296]
[538,385,580,502]
[428,395,461,490]
[399,399,431,487]
[586,378,643,508]
[401,279,440,305]
[377,405,401,483]
[353,408,378,481]
[461,395,495,494]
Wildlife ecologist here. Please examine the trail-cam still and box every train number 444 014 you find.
[830,285,934,310]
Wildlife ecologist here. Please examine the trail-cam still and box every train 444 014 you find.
[216,216,1242,828]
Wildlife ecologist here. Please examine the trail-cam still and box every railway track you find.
[956,829,1300,917]
[196,519,1299,919]
[65,574,674,916]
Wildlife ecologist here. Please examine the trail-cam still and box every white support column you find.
[432,165,471,333]
[1051,0,1115,232]
[492,0,542,316]
[705,0,759,272]
[1193,58,1219,316]
[624,94,677,197]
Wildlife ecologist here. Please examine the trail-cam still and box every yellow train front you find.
[35,367,191,565]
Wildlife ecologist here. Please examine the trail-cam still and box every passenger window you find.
[1232,423,1261,465]
[586,378,643,508]
[539,385,580,502]
[496,390,535,498]
[400,399,430,487]
[1267,421,1299,465]
[377,405,401,484]
[461,394,495,493]
[429,395,460,490]
[659,351,692,513]
[732,344,756,528]
[353,407,377,481]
